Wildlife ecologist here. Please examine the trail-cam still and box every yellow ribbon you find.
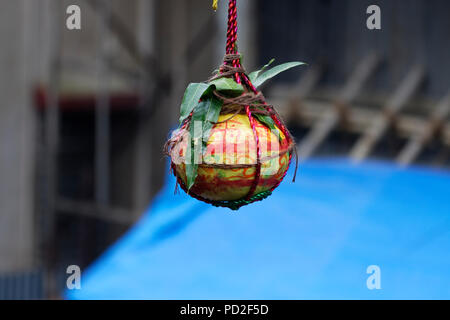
[212,0,218,11]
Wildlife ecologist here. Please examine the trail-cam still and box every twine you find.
[208,54,246,82]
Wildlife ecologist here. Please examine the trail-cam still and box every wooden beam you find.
[283,63,324,122]
[279,98,450,147]
[350,65,425,162]
[297,53,380,161]
[56,197,135,225]
[287,64,324,100]
[397,92,450,165]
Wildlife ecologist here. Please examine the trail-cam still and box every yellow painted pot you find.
[172,113,291,202]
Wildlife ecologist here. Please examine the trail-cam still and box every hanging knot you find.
[208,54,246,82]
[223,53,241,64]
[213,91,266,108]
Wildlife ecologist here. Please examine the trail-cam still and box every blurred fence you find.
[0,271,44,300]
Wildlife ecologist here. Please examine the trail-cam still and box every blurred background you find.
[1,0,449,299]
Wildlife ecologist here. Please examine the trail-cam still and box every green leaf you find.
[184,96,223,190]
[185,161,198,192]
[252,111,284,143]
[249,58,275,83]
[185,120,201,191]
[251,61,306,88]
[179,83,211,124]
[253,112,276,131]
[209,77,244,96]
[201,96,223,154]
[261,58,276,72]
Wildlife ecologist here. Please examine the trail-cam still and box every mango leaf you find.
[202,96,223,154]
[253,113,276,131]
[248,58,275,83]
[185,161,198,192]
[185,96,222,190]
[209,77,244,96]
[250,61,306,88]
[179,83,211,124]
[185,120,201,191]
[253,112,283,142]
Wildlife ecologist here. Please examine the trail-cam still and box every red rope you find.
[225,0,263,200]
[226,0,240,83]
[245,106,262,199]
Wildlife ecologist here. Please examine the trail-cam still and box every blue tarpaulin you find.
[66,158,450,299]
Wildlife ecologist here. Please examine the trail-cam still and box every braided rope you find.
[223,0,263,200]
[226,0,240,83]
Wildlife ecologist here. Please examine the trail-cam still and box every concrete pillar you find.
[0,0,40,272]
